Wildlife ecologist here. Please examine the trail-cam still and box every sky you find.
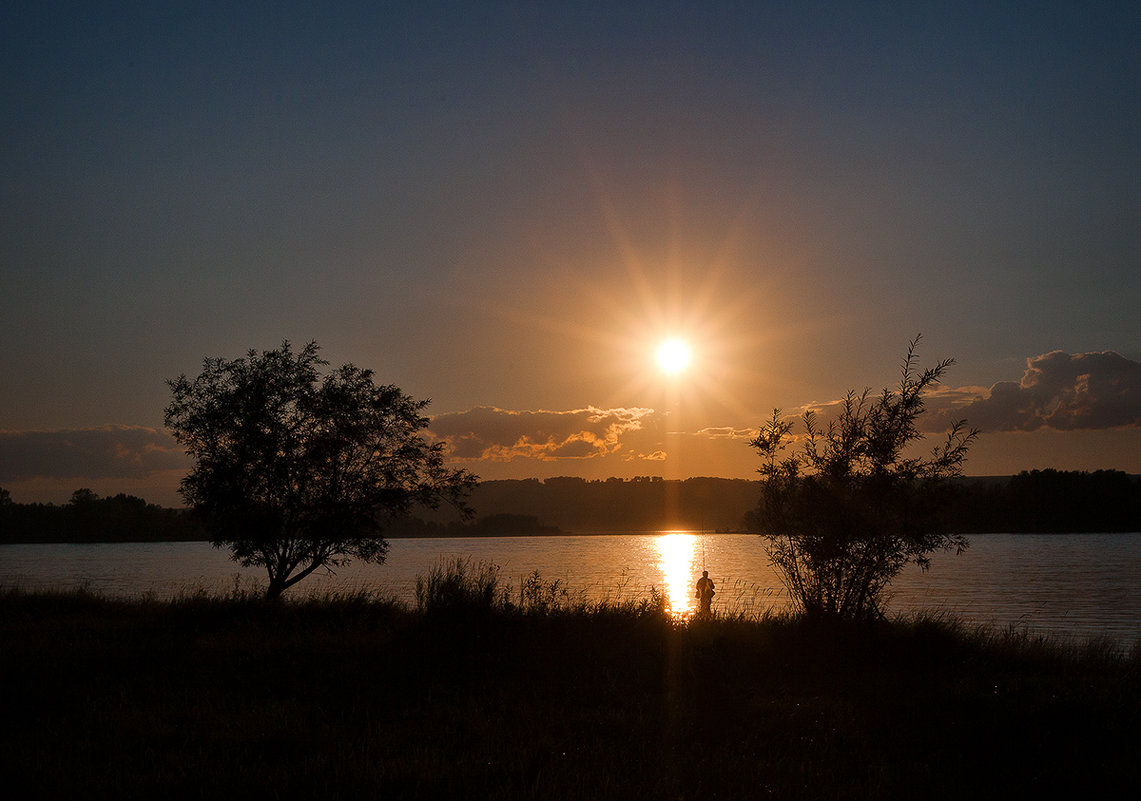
[2,1,1140,507]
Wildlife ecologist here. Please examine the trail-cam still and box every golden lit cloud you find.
[430,406,657,462]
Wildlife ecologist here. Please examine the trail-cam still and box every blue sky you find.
[3,2,1139,505]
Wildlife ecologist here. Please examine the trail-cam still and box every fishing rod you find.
[700,515,708,571]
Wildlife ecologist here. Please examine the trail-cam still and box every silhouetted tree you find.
[747,337,979,620]
[165,341,477,600]
[68,488,99,506]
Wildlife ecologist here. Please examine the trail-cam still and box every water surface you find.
[3,533,1139,645]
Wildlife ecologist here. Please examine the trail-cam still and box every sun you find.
[655,338,692,374]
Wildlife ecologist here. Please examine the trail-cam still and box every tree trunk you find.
[265,576,288,601]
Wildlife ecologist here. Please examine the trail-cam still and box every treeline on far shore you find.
[0,487,561,545]
[2,468,1140,544]
[0,488,205,544]
[948,468,1141,534]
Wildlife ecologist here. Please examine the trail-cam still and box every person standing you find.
[695,570,715,616]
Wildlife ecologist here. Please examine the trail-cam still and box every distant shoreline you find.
[5,469,1140,542]
[4,530,1141,546]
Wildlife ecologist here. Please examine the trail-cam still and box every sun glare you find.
[656,338,692,374]
[655,532,698,619]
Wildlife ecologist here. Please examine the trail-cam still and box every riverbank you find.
[3,588,1138,799]
[6,469,1140,544]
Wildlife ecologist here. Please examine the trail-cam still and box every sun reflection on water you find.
[655,532,699,619]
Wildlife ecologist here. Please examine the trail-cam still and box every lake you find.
[2,533,1140,646]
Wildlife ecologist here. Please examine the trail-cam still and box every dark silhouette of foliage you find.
[382,512,562,538]
[164,340,476,599]
[0,488,205,543]
[6,590,1139,799]
[457,475,762,532]
[747,337,979,620]
[949,469,1141,533]
[3,468,1138,545]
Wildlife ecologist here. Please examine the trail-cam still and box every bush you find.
[747,337,978,620]
[414,557,505,615]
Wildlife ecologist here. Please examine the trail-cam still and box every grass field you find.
[2,575,1138,800]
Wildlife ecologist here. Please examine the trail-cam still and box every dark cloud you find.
[793,351,1141,435]
[953,351,1141,432]
[429,406,657,462]
[0,426,188,482]
[794,389,981,436]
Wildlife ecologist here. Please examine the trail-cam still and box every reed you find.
[414,556,506,614]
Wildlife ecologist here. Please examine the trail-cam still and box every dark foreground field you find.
[2,588,1138,800]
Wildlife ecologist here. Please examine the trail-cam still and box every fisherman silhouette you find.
[695,570,715,616]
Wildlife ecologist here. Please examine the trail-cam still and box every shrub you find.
[414,557,505,615]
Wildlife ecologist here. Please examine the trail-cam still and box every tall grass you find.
[412,558,672,619]
[4,580,1139,799]
[414,556,506,614]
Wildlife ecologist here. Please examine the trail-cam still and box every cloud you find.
[0,425,188,482]
[429,406,658,462]
[953,351,1141,432]
[789,351,1141,435]
[694,426,757,441]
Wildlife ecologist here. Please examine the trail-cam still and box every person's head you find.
[702,570,708,577]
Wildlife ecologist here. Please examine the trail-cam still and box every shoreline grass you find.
[3,579,1139,800]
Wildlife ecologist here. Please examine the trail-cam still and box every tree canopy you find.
[165,341,476,599]
[747,337,978,620]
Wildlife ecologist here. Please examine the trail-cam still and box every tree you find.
[68,488,100,506]
[165,341,477,600]
[746,337,979,621]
